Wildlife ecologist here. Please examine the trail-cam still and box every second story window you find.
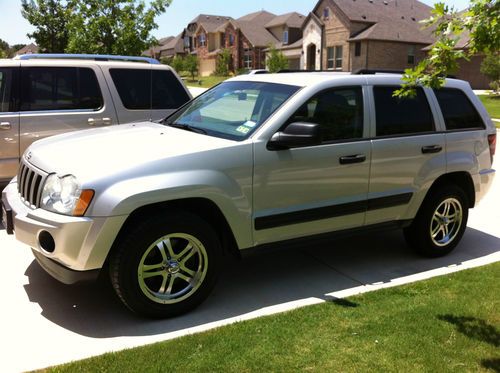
[229,34,235,46]
[323,7,330,19]
[199,33,206,47]
[184,36,190,48]
[283,30,289,44]
[407,45,415,64]
[355,42,361,57]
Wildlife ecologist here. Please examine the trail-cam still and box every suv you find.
[0,54,191,187]
[2,73,496,318]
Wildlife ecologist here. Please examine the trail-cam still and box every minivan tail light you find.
[488,133,496,164]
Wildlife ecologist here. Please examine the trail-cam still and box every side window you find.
[151,70,190,110]
[433,88,485,130]
[287,87,364,142]
[374,86,434,137]
[110,69,151,110]
[0,68,14,112]
[20,67,103,111]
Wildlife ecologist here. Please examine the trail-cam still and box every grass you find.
[45,262,500,372]
[182,75,229,89]
[478,95,500,127]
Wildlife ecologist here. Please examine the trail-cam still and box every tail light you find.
[488,133,496,164]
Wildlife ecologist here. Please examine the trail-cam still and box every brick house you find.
[158,33,186,59]
[303,0,433,72]
[143,36,174,59]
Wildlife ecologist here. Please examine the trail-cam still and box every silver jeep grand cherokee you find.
[2,73,496,318]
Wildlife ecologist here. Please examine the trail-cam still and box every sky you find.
[0,0,472,46]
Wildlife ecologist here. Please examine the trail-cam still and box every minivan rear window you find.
[433,88,485,130]
[110,69,189,110]
[20,67,103,111]
[0,68,14,112]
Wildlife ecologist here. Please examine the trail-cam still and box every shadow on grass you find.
[324,295,359,308]
[438,314,500,347]
[482,358,500,373]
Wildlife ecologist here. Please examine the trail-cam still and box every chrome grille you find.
[17,160,46,208]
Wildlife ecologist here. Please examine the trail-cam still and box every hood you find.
[26,122,235,181]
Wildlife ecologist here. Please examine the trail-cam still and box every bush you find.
[215,48,232,76]
[170,55,185,74]
[266,45,289,73]
[184,54,199,81]
[480,53,500,94]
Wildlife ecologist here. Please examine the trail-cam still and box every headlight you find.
[40,174,94,216]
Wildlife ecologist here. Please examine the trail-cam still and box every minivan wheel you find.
[404,185,468,257]
[110,212,221,318]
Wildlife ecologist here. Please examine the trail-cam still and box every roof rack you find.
[14,54,160,64]
[352,69,405,75]
[277,69,347,73]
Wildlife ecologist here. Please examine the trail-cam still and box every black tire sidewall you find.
[406,185,469,257]
[110,212,221,318]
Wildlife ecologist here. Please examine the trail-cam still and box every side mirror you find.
[267,122,322,150]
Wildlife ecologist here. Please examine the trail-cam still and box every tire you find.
[109,211,221,318]
[404,185,469,257]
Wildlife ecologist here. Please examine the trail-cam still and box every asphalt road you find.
[1,171,499,372]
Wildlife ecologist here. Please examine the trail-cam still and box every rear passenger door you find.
[107,67,190,123]
[19,63,117,157]
[366,86,446,226]
[0,64,20,183]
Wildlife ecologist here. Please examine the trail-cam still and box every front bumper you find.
[2,181,127,281]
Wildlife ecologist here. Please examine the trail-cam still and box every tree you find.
[266,45,289,73]
[480,52,500,93]
[65,0,172,56]
[170,55,185,74]
[21,0,71,53]
[215,48,232,76]
[396,0,499,97]
[183,54,199,81]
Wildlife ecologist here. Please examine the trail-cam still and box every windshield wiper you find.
[167,123,207,135]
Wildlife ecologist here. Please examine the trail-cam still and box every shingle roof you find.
[159,33,185,55]
[318,0,434,44]
[231,11,279,47]
[15,43,39,55]
[189,14,233,33]
[265,12,305,28]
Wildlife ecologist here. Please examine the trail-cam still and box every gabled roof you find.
[265,12,305,29]
[313,0,434,44]
[159,33,185,54]
[237,10,276,22]
[224,11,279,47]
[15,43,39,55]
[188,14,233,33]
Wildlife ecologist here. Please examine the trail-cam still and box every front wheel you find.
[110,212,221,318]
[404,185,469,257]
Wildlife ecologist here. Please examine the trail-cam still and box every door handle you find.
[421,145,442,154]
[0,121,11,130]
[88,117,112,126]
[339,154,366,165]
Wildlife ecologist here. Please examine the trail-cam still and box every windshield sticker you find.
[243,120,256,128]
[236,125,250,134]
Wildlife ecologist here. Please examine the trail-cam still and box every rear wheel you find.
[110,212,221,318]
[404,185,468,257]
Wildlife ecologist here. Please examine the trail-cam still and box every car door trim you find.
[254,192,413,230]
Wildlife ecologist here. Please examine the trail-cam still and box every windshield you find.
[164,81,300,140]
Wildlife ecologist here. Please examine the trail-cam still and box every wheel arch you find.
[426,171,475,208]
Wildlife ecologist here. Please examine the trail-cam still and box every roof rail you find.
[352,69,405,75]
[277,69,347,73]
[14,54,160,64]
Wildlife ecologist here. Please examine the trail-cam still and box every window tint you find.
[287,87,364,142]
[152,70,190,109]
[374,86,434,136]
[0,68,14,112]
[434,88,485,130]
[110,69,150,110]
[20,67,102,111]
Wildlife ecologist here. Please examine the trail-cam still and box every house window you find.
[407,45,415,64]
[243,49,253,69]
[355,42,361,57]
[323,7,330,19]
[327,46,343,70]
[283,30,289,44]
[184,36,190,48]
[199,33,206,47]
[229,34,235,46]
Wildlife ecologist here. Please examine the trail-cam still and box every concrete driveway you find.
[1,174,499,372]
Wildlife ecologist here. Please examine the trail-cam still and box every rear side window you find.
[0,68,14,112]
[20,67,103,111]
[433,88,485,130]
[374,86,434,137]
[152,70,190,109]
[110,68,189,110]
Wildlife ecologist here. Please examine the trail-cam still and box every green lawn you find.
[45,262,500,372]
[182,75,229,89]
[478,95,500,126]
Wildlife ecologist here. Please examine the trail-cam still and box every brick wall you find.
[361,40,427,71]
[455,55,492,89]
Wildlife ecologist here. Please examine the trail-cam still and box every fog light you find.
[39,231,55,253]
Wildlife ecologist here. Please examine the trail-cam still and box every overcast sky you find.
[0,0,471,45]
